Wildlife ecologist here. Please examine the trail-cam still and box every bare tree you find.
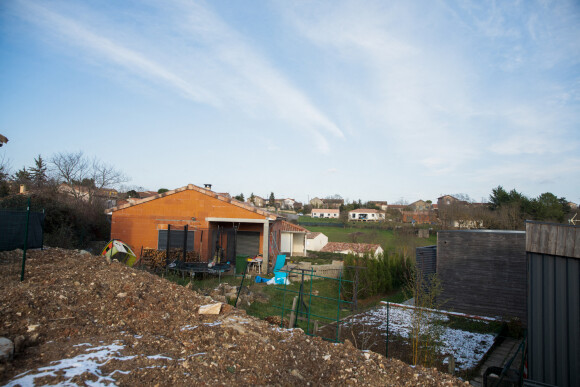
[0,154,11,197]
[50,151,127,204]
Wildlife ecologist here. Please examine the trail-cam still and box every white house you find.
[348,209,385,221]
[321,242,384,258]
[306,232,328,251]
[311,209,340,218]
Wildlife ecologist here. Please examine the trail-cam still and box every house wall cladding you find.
[111,188,266,259]
[416,245,436,283]
[526,221,579,387]
[437,230,527,323]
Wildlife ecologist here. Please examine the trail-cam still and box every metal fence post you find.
[20,197,31,282]
[386,301,390,358]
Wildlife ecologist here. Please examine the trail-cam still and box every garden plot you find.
[342,303,498,371]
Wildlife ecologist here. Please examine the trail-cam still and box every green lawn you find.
[302,225,437,251]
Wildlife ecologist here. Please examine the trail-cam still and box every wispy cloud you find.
[15,0,342,153]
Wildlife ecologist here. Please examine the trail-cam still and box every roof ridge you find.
[106,183,277,219]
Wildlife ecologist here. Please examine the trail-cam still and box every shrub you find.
[342,252,408,300]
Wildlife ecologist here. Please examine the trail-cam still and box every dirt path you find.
[0,248,468,386]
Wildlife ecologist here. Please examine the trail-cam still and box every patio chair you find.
[273,254,288,284]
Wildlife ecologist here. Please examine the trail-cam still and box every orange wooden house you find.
[107,184,308,271]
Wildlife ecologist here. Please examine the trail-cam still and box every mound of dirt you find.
[0,248,467,386]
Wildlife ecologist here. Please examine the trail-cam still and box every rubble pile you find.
[0,248,467,386]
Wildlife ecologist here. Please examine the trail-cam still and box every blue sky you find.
[1,0,579,204]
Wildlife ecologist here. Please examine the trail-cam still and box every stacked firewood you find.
[141,248,202,269]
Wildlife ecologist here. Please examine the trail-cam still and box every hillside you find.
[0,249,466,386]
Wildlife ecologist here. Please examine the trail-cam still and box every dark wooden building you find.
[437,230,527,322]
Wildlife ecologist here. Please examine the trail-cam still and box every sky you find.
[1,0,579,204]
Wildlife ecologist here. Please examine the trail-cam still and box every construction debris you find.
[0,248,467,386]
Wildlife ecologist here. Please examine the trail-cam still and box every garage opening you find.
[236,231,260,257]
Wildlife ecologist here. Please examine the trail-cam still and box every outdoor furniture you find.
[247,256,263,274]
[273,254,287,284]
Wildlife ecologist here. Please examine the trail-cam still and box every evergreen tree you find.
[269,192,275,206]
[29,154,48,186]
[13,167,31,185]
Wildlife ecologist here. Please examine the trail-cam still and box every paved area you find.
[470,337,523,387]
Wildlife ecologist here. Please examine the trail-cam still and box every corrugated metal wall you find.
[526,221,580,387]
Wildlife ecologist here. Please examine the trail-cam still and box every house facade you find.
[321,242,383,257]
[309,197,324,208]
[409,200,432,211]
[108,184,279,271]
[306,232,328,251]
[321,198,344,209]
[349,209,385,221]
[369,201,388,211]
[311,209,339,218]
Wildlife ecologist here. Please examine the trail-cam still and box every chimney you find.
[19,184,27,194]
[204,184,212,190]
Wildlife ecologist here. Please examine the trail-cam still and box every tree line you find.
[0,151,127,249]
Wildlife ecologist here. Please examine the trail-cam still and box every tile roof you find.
[278,220,308,233]
[349,208,384,213]
[307,232,322,239]
[106,183,277,220]
[311,209,339,213]
[321,242,382,254]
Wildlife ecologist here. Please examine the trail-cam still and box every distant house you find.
[311,209,339,219]
[368,201,388,211]
[321,242,383,257]
[409,200,432,211]
[349,209,385,221]
[306,232,328,251]
[321,198,344,209]
[402,211,436,224]
[283,198,296,210]
[568,202,578,210]
[310,197,324,208]
[59,183,118,206]
[437,195,468,207]
[247,195,265,207]
[387,205,408,213]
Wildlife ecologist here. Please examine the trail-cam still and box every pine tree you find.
[269,192,275,206]
[29,154,48,186]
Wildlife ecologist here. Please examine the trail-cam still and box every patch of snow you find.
[203,321,222,327]
[180,325,198,331]
[5,341,136,387]
[346,305,495,370]
[146,355,173,360]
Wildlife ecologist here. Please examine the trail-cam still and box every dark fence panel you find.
[416,245,436,283]
[437,230,527,323]
[0,209,45,251]
[526,221,579,387]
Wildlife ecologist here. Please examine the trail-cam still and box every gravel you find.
[0,248,468,386]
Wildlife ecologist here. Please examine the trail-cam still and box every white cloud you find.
[15,0,343,153]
